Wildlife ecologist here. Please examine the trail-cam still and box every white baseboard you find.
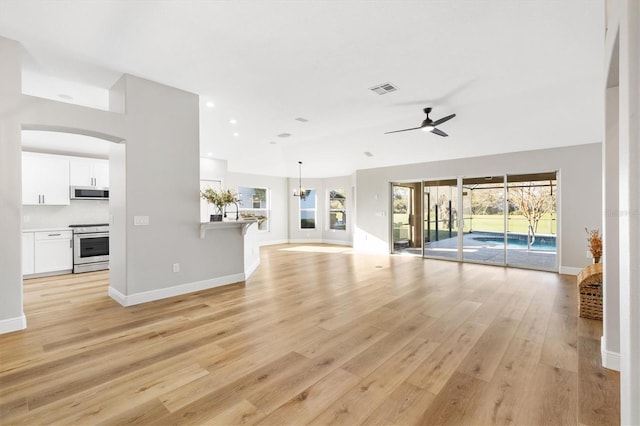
[0,314,27,334]
[245,258,260,279]
[322,239,353,246]
[108,286,127,306]
[601,336,621,371]
[259,239,289,247]
[288,239,325,244]
[108,273,246,307]
[260,239,352,247]
[559,266,582,275]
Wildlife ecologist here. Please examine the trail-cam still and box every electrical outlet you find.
[172,263,180,273]
[23,215,30,223]
[134,215,149,226]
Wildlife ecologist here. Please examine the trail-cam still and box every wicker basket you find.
[577,263,603,320]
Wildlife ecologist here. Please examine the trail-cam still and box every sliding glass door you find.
[461,176,506,265]
[506,173,557,270]
[423,179,459,260]
[391,182,424,255]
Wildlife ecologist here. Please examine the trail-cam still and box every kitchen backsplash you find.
[22,200,109,229]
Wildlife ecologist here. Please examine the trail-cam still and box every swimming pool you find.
[473,236,556,251]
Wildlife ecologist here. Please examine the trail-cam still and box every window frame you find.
[299,189,317,230]
[328,188,347,231]
[237,186,270,232]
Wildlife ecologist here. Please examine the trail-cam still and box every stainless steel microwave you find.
[70,186,109,200]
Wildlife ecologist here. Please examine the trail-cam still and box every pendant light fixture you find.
[293,161,307,200]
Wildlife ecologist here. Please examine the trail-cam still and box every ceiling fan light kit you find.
[385,107,456,137]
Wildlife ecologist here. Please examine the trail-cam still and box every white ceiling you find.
[0,0,604,178]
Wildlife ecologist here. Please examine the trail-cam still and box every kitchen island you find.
[200,219,260,280]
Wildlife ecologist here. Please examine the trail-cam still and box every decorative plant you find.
[201,188,240,215]
[240,212,268,226]
[220,189,240,207]
[585,227,603,260]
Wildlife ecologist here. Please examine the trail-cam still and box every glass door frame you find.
[459,175,508,266]
[421,177,463,261]
[416,173,558,272]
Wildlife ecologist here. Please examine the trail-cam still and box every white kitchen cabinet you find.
[22,153,70,205]
[34,230,73,274]
[70,157,109,188]
[22,232,35,275]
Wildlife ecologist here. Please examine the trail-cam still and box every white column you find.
[618,1,640,423]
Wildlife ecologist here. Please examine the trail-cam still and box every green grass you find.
[464,214,556,235]
[393,213,556,236]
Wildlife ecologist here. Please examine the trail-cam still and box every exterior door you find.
[423,179,459,260]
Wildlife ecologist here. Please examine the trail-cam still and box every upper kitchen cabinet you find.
[70,157,109,188]
[22,152,70,205]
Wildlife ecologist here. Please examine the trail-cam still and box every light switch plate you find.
[134,215,149,226]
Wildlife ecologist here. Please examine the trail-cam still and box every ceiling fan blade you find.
[431,128,448,137]
[432,113,456,126]
[384,126,423,134]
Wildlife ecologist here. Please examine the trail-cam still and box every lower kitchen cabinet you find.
[23,230,73,276]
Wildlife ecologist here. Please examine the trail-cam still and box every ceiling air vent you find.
[295,117,309,122]
[369,82,398,95]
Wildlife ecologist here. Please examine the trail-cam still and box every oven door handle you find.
[75,232,109,238]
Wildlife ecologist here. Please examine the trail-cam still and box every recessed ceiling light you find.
[295,117,309,122]
[364,151,374,157]
[205,101,215,108]
[277,133,291,138]
[207,152,213,156]
[233,132,239,137]
[269,141,277,145]
[58,93,73,100]
[229,118,237,124]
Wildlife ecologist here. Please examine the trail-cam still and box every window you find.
[237,186,270,231]
[299,189,316,229]
[329,188,347,230]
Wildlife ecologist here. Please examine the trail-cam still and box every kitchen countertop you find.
[22,227,71,233]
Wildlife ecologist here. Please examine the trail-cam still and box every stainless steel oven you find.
[71,224,109,273]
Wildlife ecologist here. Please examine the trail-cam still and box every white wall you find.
[605,1,640,423]
[355,144,602,272]
[603,85,620,367]
[109,75,245,301]
[0,37,25,333]
[22,201,109,229]
[200,157,228,182]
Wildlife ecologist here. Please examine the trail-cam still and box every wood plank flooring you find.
[0,244,620,425]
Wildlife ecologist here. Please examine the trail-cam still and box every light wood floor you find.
[0,244,619,425]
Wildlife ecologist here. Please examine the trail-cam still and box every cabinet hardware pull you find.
[48,233,61,236]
